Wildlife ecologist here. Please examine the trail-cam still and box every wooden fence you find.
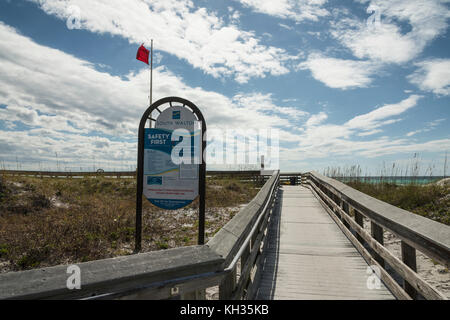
[1,171,448,300]
[0,171,280,300]
[305,171,449,300]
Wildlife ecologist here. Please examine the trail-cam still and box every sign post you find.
[135,97,206,252]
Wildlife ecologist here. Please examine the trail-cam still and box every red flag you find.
[136,44,150,65]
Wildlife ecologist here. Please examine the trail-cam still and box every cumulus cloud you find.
[306,112,328,126]
[298,53,379,89]
[232,93,309,123]
[28,0,294,83]
[298,1,449,89]
[408,59,450,96]
[0,6,447,172]
[0,21,306,169]
[236,0,330,22]
[331,0,450,64]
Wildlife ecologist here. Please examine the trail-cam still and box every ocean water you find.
[334,176,445,185]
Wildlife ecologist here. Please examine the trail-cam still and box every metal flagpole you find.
[135,40,154,253]
[150,39,153,106]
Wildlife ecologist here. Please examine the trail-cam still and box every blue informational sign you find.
[143,106,201,210]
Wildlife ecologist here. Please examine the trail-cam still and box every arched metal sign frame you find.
[135,97,207,252]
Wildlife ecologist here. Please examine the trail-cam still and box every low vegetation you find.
[0,174,260,272]
[345,180,450,225]
[325,155,450,226]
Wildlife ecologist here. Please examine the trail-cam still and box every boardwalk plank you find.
[255,186,395,300]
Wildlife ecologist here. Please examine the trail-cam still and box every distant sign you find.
[143,105,201,210]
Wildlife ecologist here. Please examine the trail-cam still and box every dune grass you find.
[323,155,449,225]
[0,174,259,272]
[345,181,450,225]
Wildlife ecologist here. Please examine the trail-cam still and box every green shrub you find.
[16,247,51,269]
[0,244,9,258]
[156,241,169,250]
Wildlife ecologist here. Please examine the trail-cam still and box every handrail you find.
[207,171,280,299]
[0,170,137,177]
[0,171,280,300]
[0,170,262,178]
[304,171,449,300]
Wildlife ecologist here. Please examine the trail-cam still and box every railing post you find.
[330,193,339,216]
[219,267,236,300]
[241,242,251,268]
[354,210,364,244]
[401,241,418,299]
[241,242,252,296]
[371,222,384,267]
[302,174,307,185]
[342,201,350,229]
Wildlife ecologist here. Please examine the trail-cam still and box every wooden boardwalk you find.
[254,185,395,300]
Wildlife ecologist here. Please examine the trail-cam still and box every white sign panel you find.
[143,106,201,210]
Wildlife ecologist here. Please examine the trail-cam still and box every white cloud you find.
[331,18,420,64]
[358,129,382,136]
[0,22,307,169]
[408,59,450,96]
[279,23,293,30]
[28,0,294,83]
[0,128,137,171]
[301,1,449,89]
[406,118,446,137]
[0,6,447,172]
[358,138,450,158]
[345,95,422,130]
[236,0,329,22]
[298,53,379,89]
[331,0,450,64]
[306,112,328,126]
[232,93,309,123]
[0,22,141,136]
[286,95,443,162]
[0,21,300,133]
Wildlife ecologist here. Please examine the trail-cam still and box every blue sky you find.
[0,0,449,174]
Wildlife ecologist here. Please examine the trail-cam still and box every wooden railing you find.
[0,170,137,178]
[1,170,261,178]
[0,170,300,181]
[5,170,443,300]
[0,170,265,184]
[304,171,450,300]
[0,171,280,300]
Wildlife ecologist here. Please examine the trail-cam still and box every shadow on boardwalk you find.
[253,185,394,300]
[254,188,283,299]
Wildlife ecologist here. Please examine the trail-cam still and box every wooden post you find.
[334,196,343,220]
[354,210,364,244]
[342,201,350,229]
[241,243,251,270]
[240,242,252,296]
[371,222,384,268]
[219,267,236,300]
[401,241,418,299]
